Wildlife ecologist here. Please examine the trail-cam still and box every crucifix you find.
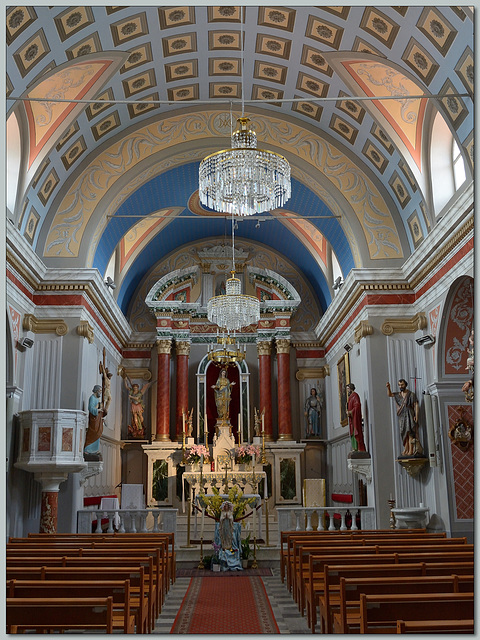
[410,368,422,395]
[222,459,230,493]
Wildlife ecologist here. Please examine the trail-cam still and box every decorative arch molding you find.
[145,266,200,311]
[440,276,473,377]
[43,109,403,263]
[128,238,321,335]
[18,51,128,178]
[327,51,428,176]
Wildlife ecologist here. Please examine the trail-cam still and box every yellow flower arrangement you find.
[199,485,256,521]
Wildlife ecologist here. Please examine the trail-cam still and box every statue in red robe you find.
[346,383,366,452]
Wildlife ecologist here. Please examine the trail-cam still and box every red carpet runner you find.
[170,576,280,634]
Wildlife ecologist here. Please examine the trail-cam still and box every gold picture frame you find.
[337,352,350,427]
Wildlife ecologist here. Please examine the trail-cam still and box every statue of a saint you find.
[84,384,104,460]
[186,408,194,437]
[304,388,323,437]
[462,329,474,401]
[214,500,243,571]
[386,379,423,456]
[124,377,154,439]
[99,361,113,414]
[212,369,235,422]
[346,383,366,451]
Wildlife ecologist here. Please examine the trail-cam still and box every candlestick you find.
[201,504,205,538]
[388,497,396,530]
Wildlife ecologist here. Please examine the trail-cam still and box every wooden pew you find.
[7,579,135,634]
[396,619,475,634]
[294,544,379,613]
[295,552,399,625]
[313,562,426,633]
[333,575,471,634]
[315,563,474,634]
[61,556,156,632]
[359,592,474,634]
[6,565,149,634]
[6,597,114,634]
[294,540,467,613]
[24,531,176,587]
[291,541,374,601]
[280,530,450,586]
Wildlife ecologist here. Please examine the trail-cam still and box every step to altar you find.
[174,543,280,566]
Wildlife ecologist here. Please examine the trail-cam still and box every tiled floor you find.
[153,564,311,635]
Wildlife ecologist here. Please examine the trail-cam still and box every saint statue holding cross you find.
[386,378,423,456]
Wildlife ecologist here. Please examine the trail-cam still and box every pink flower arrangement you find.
[186,444,210,464]
[235,444,260,464]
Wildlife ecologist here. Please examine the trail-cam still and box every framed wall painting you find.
[337,352,350,427]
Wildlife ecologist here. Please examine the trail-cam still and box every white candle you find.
[201,505,205,538]
[200,454,204,466]
[204,415,208,444]
[389,493,393,501]
[238,413,241,444]
[182,412,185,432]
[261,413,265,433]
[252,453,255,468]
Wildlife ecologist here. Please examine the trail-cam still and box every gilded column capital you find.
[354,320,374,343]
[257,340,272,356]
[77,320,94,344]
[157,338,172,355]
[119,366,152,381]
[176,341,191,357]
[296,367,327,381]
[276,338,291,354]
[23,313,68,336]
[381,312,427,336]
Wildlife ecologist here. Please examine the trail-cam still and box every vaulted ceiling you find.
[7,5,474,322]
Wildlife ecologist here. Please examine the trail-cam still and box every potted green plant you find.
[241,533,251,569]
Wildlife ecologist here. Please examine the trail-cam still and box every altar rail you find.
[277,506,375,532]
[77,508,177,536]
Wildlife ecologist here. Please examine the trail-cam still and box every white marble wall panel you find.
[31,338,62,409]
[84,438,121,497]
[330,437,354,497]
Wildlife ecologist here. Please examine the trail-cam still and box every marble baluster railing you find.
[78,508,178,536]
[277,506,375,533]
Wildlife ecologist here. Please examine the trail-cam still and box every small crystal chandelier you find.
[207,333,246,367]
[199,116,291,217]
[207,217,260,331]
[198,7,291,217]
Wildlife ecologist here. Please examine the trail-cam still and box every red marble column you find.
[175,341,190,442]
[156,339,172,441]
[257,340,273,440]
[39,491,58,533]
[276,338,293,440]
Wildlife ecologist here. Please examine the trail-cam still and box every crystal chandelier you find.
[199,116,291,217]
[198,6,291,217]
[208,333,246,367]
[207,215,260,331]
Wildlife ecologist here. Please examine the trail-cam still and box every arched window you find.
[452,139,466,191]
[6,112,22,219]
[430,112,466,216]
